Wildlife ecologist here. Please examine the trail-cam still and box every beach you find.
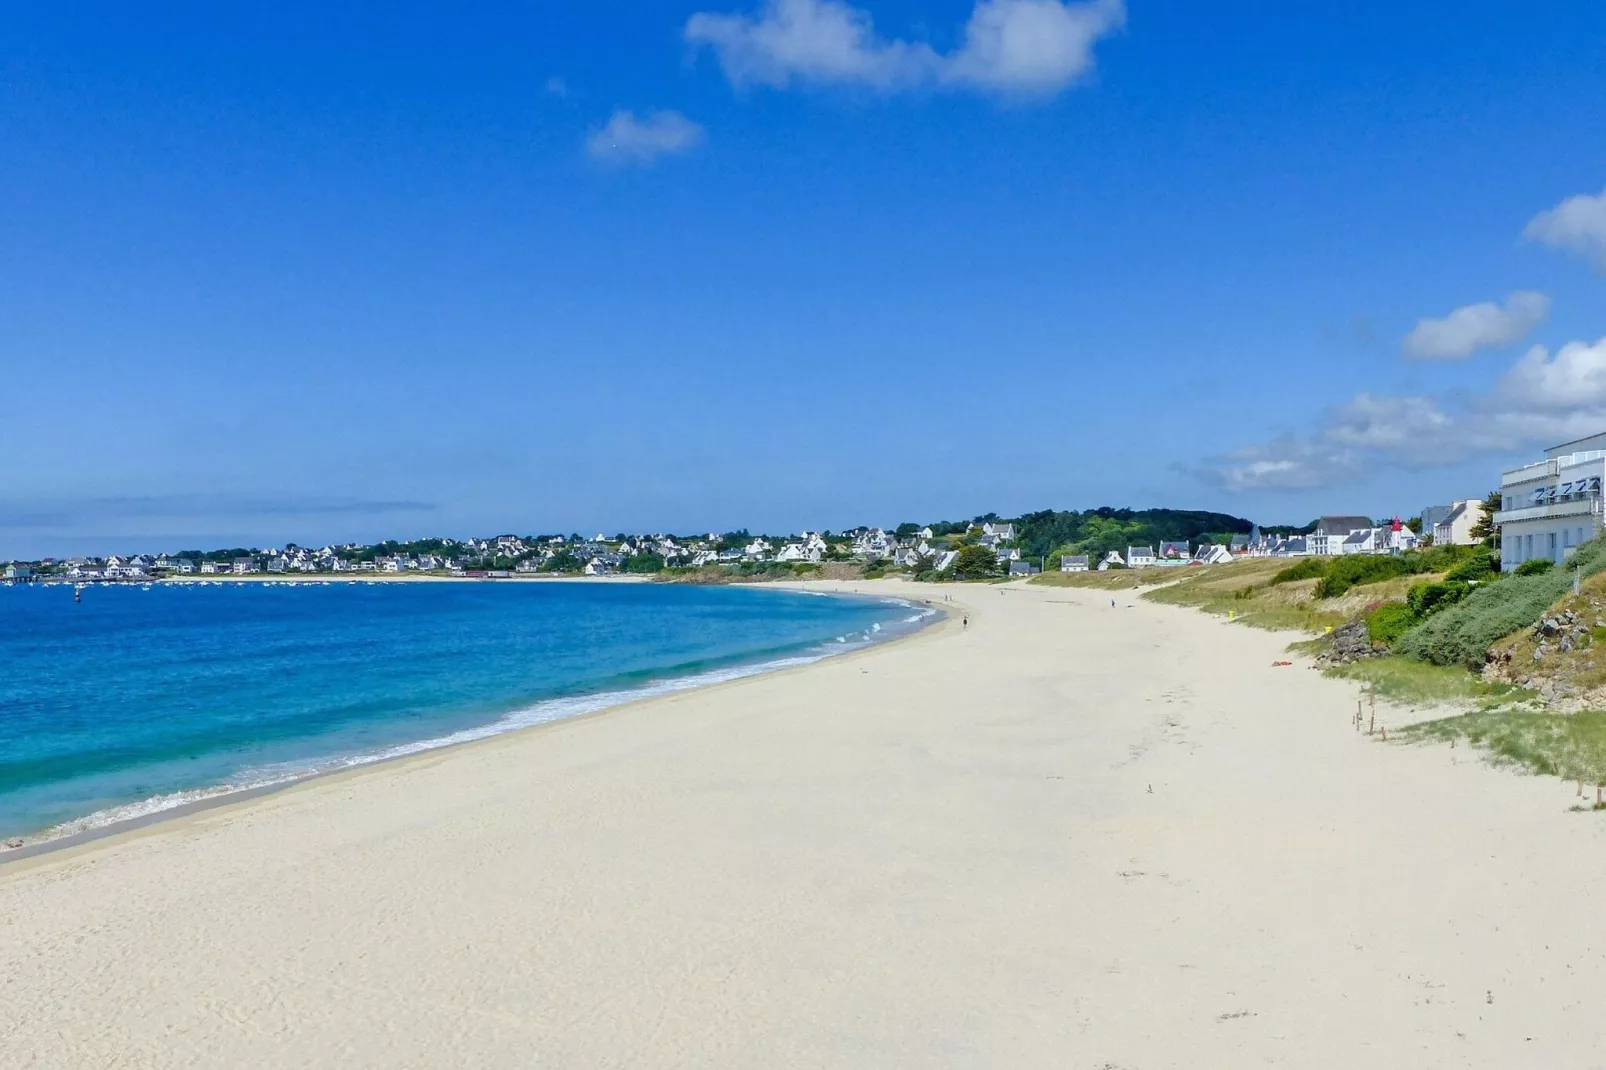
[4,580,1604,1067]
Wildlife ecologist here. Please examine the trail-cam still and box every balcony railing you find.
[1492,497,1603,525]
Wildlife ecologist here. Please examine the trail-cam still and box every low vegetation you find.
[1330,655,1532,708]
[1268,544,1480,598]
[658,561,847,584]
[1404,710,1606,802]
[1394,537,1606,668]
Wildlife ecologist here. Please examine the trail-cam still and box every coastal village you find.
[0,496,1501,586]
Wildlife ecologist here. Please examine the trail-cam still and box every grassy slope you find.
[1481,571,1606,700]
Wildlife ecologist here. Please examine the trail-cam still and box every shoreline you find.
[0,582,951,867]
[9,580,1606,1065]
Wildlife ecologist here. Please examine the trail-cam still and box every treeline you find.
[1013,508,1255,559]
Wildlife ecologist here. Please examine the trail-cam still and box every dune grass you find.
[1029,569,1169,591]
[1328,655,1533,708]
[1404,709,1606,793]
[1138,559,1347,632]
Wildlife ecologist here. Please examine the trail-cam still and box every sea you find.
[0,580,935,846]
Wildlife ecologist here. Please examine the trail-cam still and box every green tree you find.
[894,522,921,538]
[1470,490,1501,547]
[624,553,665,574]
[951,543,1000,580]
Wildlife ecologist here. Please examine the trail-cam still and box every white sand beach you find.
[3,580,1604,1067]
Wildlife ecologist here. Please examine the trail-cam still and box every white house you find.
[934,550,960,573]
[1495,432,1606,570]
[1340,529,1379,555]
[232,557,257,575]
[982,522,1016,541]
[1309,516,1373,556]
[1060,555,1090,572]
[1193,544,1231,565]
[4,564,33,580]
[851,529,893,559]
[1432,499,1487,546]
[776,542,824,564]
[1127,545,1156,568]
[1099,550,1125,570]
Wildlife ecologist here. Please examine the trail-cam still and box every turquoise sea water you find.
[0,581,930,844]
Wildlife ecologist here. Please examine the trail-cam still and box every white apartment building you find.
[1494,432,1606,570]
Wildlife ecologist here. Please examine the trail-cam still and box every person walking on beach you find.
[962,616,968,629]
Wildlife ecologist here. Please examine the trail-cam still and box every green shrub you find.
[1366,602,1419,644]
[1408,543,1480,573]
[1406,580,1470,617]
[1515,558,1554,577]
[1315,554,1411,598]
[1444,553,1498,584]
[1396,538,1606,667]
[1271,559,1326,585]
[1312,543,1483,599]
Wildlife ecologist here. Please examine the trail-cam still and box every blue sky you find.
[4,1,1606,557]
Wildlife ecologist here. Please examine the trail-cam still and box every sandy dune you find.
[3,580,1604,1067]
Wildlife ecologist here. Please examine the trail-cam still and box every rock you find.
[1317,620,1384,667]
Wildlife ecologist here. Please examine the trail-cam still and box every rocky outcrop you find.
[1316,620,1385,667]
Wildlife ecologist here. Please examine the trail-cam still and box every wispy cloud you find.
[1402,291,1550,361]
[0,495,435,530]
[545,76,570,99]
[585,109,706,165]
[1193,336,1606,491]
[684,0,1124,98]
[1524,185,1606,271]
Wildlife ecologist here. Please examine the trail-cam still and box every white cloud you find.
[684,0,937,89]
[684,0,1123,97]
[944,0,1125,93]
[545,76,569,99]
[1492,336,1606,412]
[585,110,705,165]
[1191,436,1364,493]
[1195,335,1606,491]
[1524,185,1606,271]
[1402,291,1550,361]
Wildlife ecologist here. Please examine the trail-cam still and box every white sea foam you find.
[7,606,940,854]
